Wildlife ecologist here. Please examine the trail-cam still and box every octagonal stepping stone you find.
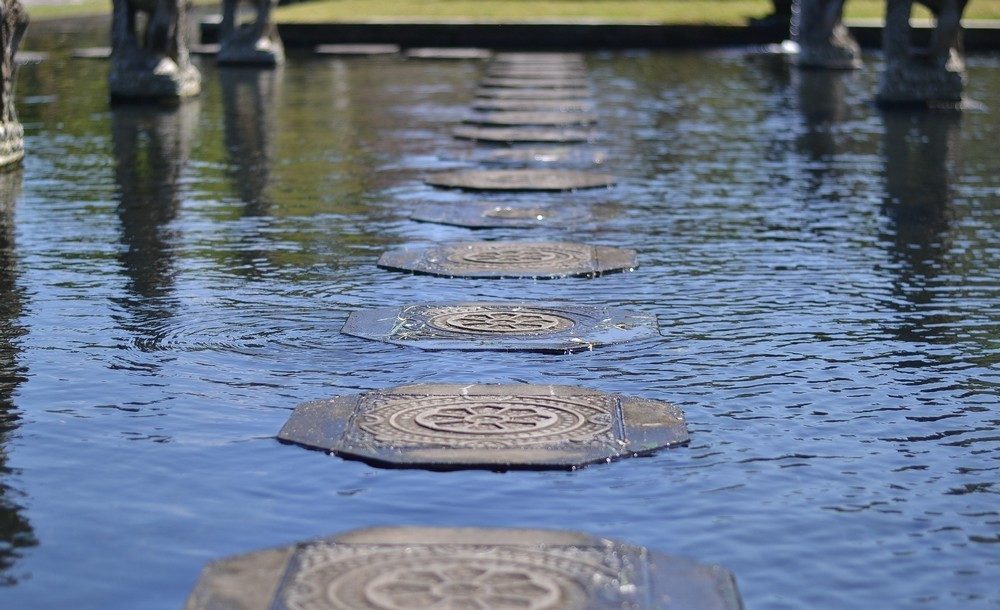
[473,98,593,112]
[378,242,634,278]
[190,43,220,56]
[480,146,608,166]
[426,169,615,192]
[488,66,586,76]
[278,383,687,470]
[465,111,598,127]
[184,527,743,610]
[410,202,591,229]
[495,52,584,61]
[71,47,111,59]
[314,44,400,56]
[453,125,594,144]
[342,302,654,352]
[478,87,591,100]
[405,47,492,59]
[481,77,590,89]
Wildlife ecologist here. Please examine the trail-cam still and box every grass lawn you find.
[275,0,1000,24]
[26,0,1000,23]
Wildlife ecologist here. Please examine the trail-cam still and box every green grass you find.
[28,0,215,21]
[275,0,1000,24]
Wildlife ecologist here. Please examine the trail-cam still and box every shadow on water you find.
[0,168,36,586]
[879,108,961,344]
[109,101,199,353]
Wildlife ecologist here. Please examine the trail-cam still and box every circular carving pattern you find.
[428,307,575,335]
[426,169,616,191]
[444,243,593,270]
[358,395,614,447]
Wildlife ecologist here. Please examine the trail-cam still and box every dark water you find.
[1,22,997,610]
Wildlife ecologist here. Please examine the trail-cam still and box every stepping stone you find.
[377,241,634,278]
[278,384,687,470]
[473,98,593,112]
[405,47,492,59]
[71,47,111,59]
[314,44,400,56]
[342,303,655,352]
[189,43,219,56]
[488,67,587,77]
[15,51,48,65]
[465,111,598,127]
[478,87,591,100]
[481,77,590,89]
[426,169,615,191]
[184,527,743,609]
[480,146,608,166]
[410,202,591,229]
[453,125,594,144]
[495,52,584,62]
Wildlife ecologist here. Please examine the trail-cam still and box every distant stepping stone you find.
[481,77,589,89]
[342,302,654,352]
[473,98,593,112]
[71,47,111,59]
[465,111,597,127]
[481,146,608,166]
[15,51,48,64]
[377,241,634,278]
[184,527,744,610]
[495,52,584,61]
[189,43,219,55]
[426,169,615,191]
[453,125,593,143]
[478,87,591,99]
[278,383,687,469]
[405,47,492,59]
[315,44,400,56]
[410,202,591,229]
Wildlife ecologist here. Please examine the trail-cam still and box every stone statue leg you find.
[0,0,27,168]
[794,0,862,69]
[109,0,200,101]
[877,0,967,106]
[217,0,284,67]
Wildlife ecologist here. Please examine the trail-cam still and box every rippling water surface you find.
[1,22,998,610]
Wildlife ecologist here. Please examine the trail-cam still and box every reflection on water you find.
[0,169,36,586]
[880,110,961,344]
[220,67,281,215]
[796,69,850,161]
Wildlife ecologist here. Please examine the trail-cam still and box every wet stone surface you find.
[377,241,635,278]
[478,146,607,166]
[314,44,401,56]
[425,169,615,191]
[341,302,656,353]
[472,98,593,112]
[465,111,598,127]
[478,87,591,100]
[277,384,687,470]
[453,125,594,144]
[481,77,590,89]
[71,47,111,59]
[184,527,742,609]
[409,202,592,229]
[405,47,492,59]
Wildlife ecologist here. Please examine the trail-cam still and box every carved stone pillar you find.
[877,0,968,106]
[109,0,201,100]
[1,0,27,168]
[218,0,283,66]
[794,0,862,69]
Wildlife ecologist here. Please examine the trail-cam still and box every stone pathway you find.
[184,50,743,608]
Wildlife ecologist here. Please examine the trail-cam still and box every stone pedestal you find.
[217,0,284,67]
[877,0,968,106]
[109,0,201,100]
[1,0,28,168]
[794,0,862,69]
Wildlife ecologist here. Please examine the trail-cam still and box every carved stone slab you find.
[453,125,594,144]
[183,527,744,610]
[478,87,591,100]
[342,303,654,352]
[378,242,635,278]
[481,76,589,89]
[473,98,593,112]
[15,51,48,65]
[410,202,592,229]
[426,169,615,191]
[479,147,608,166]
[465,111,597,127]
[278,384,687,470]
[314,44,400,56]
[71,47,112,59]
[405,47,492,59]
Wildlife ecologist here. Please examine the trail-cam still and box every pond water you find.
[1,21,998,610]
